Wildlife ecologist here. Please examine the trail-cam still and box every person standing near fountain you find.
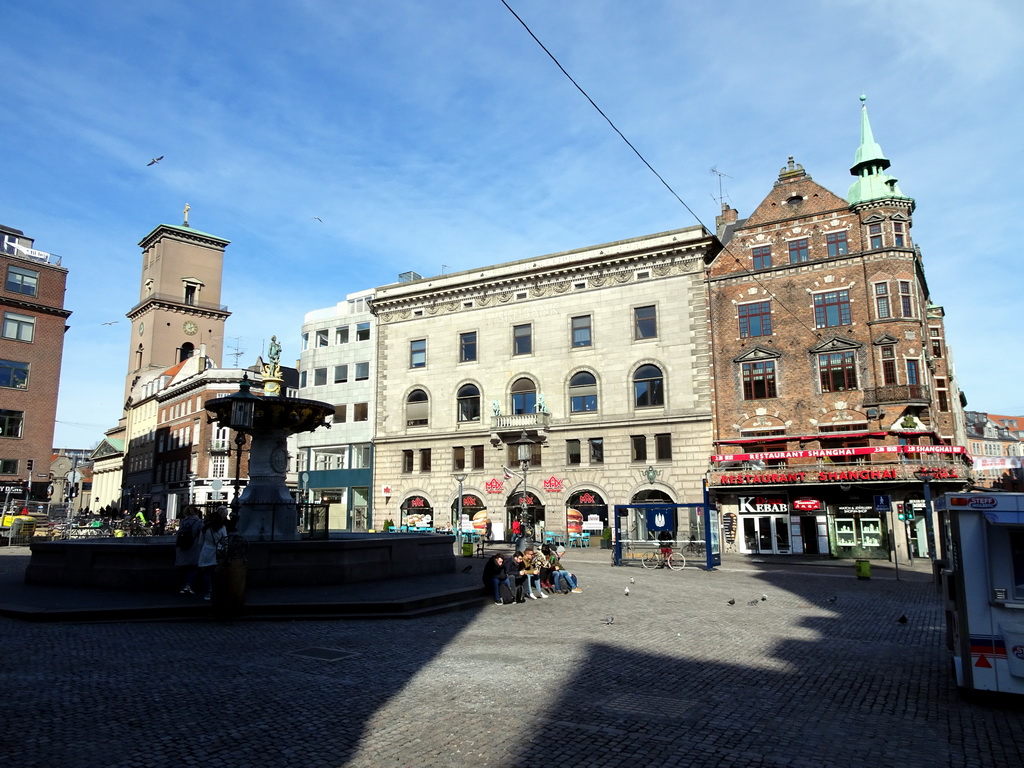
[197,510,228,601]
[175,506,204,595]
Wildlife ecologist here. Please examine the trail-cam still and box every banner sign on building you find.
[711,444,970,463]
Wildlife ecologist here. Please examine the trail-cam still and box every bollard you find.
[855,559,871,580]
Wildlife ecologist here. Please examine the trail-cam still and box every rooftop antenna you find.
[226,336,246,367]
[441,264,450,274]
[710,166,732,207]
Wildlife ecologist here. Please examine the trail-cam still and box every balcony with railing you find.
[861,384,930,406]
[128,292,228,315]
[491,412,551,431]
[209,439,231,452]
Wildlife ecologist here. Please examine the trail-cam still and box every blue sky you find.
[3,0,1021,448]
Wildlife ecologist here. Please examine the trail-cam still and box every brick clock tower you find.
[124,214,231,403]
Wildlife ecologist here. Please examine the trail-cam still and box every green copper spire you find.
[847,94,909,205]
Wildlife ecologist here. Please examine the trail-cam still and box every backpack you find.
[175,521,197,550]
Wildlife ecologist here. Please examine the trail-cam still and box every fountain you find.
[204,338,333,542]
[24,337,457,592]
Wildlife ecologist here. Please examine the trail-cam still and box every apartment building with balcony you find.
[294,290,377,531]
[370,226,720,541]
[705,98,970,562]
[1,224,71,507]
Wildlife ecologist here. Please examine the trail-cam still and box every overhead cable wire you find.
[499,0,819,337]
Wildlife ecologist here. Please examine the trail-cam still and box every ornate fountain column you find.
[205,338,333,542]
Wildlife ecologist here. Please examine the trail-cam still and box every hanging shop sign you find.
[711,444,970,463]
[485,478,505,494]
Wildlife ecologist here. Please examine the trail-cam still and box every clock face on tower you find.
[183,320,199,336]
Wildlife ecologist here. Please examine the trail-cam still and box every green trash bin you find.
[462,542,474,557]
[855,559,871,580]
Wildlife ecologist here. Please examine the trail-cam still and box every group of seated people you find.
[482,544,581,605]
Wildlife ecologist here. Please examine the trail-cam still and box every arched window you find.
[511,378,536,415]
[569,371,598,413]
[179,342,195,363]
[457,384,481,422]
[406,389,429,426]
[633,364,664,408]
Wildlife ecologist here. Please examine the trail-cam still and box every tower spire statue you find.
[183,203,190,227]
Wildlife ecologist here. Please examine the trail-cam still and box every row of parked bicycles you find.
[48,516,179,539]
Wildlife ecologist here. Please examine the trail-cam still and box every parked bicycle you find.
[642,543,686,570]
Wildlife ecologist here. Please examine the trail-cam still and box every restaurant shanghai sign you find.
[717,466,961,486]
[711,444,969,463]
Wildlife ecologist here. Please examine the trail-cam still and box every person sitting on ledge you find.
[482,553,510,606]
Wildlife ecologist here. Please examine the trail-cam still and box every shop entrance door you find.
[799,516,820,555]
[742,515,791,554]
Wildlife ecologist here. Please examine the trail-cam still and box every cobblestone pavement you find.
[2,548,1023,768]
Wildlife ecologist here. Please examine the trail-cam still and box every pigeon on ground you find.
[897,614,908,624]
[825,595,838,604]
[624,587,630,596]
[629,577,635,584]
[747,599,759,606]
[600,615,614,625]
[461,565,473,573]
[727,598,736,606]
[147,156,164,166]
[761,594,768,601]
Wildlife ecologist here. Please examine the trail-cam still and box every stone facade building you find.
[1,224,70,507]
[705,98,969,562]
[370,225,720,542]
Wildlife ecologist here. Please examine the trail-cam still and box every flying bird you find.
[147,156,164,166]
[897,614,908,624]
[312,216,323,222]
[727,598,736,606]
[101,321,119,325]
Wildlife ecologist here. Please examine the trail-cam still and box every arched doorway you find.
[400,495,433,530]
[450,493,486,536]
[505,489,544,541]
[566,489,607,544]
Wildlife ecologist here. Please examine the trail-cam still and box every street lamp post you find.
[913,467,938,560]
[453,473,467,551]
[513,430,533,550]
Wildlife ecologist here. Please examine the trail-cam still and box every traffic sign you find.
[874,495,892,513]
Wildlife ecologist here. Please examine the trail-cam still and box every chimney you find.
[716,203,739,240]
